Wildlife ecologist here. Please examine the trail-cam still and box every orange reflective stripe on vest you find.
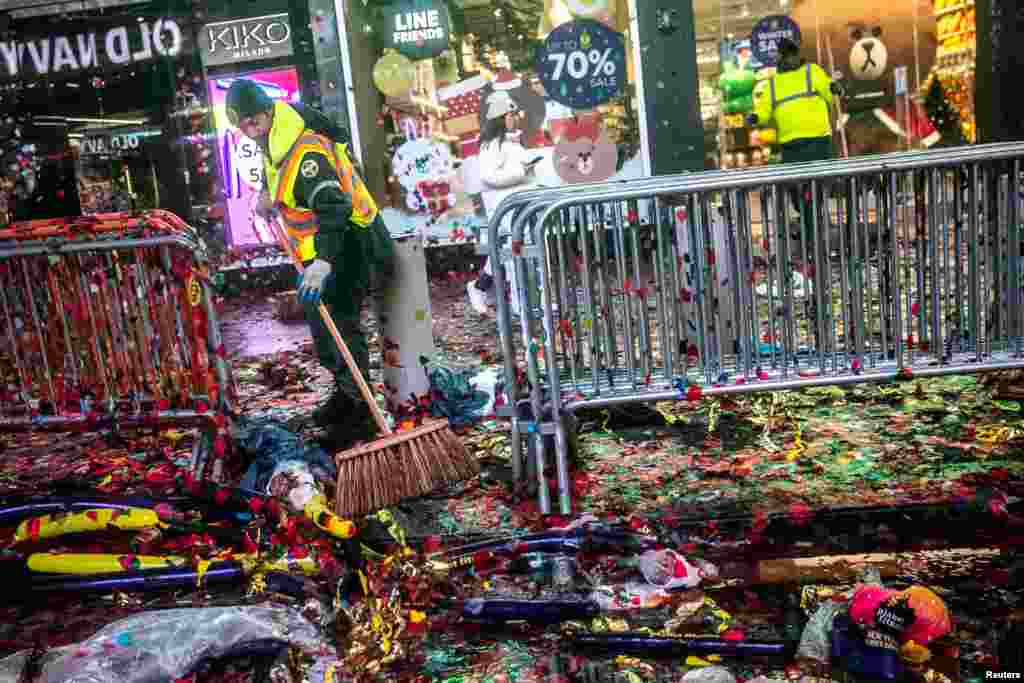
[273,132,379,261]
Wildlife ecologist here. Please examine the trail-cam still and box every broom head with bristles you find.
[333,418,479,518]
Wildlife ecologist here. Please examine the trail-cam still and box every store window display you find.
[700,0,967,165]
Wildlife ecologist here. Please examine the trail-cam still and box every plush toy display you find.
[790,0,939,155]
[719,64,757,115]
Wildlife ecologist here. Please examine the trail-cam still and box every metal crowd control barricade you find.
[0,210,236,482]
[492,143,1024,514]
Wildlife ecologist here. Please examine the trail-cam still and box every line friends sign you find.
[382,0,451,61]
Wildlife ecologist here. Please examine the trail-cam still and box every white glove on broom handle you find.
[270,215,392,436]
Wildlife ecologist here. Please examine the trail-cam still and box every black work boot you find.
[325,400,378,451]
[312,385,349,428]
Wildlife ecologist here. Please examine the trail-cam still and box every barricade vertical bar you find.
[653,200,673,381]
[47,260,79,401]
[812,179,826,373]
[891,172,907,369]
[515,251,550,513]
[729,192,745,378]
[666,203,687,377]
[612,204,637,390]
[1011,160,1022,356]
[864,181,876,364]
[627,200,652,383]
[75,253,112,401]
[692,195,713,383]
[593,206,616,378]
[164,246,194,373]
[849,178,864,362]
[822,180,835,372]
[738,189,758,379]
[905,174,921,370]
[20,258,57,405]
[942,171,950,360]
[119,256,150,395]
[952,168,962,355]
[873,180,887,367]
[797,184,811,357]
[968,164,981,359]
[99,254,131,395]
[780,186,798,375]
[536,226,574,516]
[996,171,1008,351]
[135,251,166,394]
[774,187,789,375]
[764,188,780,372]
[553,209,577,392]
[578,206,600,397]
[928,170,943,364]
[978,166,989,356]
[837,180,851,369]
[915,171,928,348]
[495,253,522,482]
[723,191,742,377]
[0,264,30,408]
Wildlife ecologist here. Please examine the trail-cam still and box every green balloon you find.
[719,68,757,98]
[723,94,754,114]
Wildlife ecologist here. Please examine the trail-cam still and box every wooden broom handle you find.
[270,216,393,436]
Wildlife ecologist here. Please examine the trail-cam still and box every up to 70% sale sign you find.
[536,18,626,110]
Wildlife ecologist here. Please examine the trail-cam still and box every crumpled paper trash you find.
[0,606,330,683]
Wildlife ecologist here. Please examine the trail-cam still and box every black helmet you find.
[224,79,274,126]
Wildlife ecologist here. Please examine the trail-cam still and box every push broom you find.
[270,215,478,517]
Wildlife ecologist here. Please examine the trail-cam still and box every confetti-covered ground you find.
[0,275,1021,682]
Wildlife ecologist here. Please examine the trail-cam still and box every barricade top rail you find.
[0,210,198,243]
[506,142,1024,243]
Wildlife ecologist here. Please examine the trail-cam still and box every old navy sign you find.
[199,13,294,67]
[0,18,184,81]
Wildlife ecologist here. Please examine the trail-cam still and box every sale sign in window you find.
[207,66,301,248]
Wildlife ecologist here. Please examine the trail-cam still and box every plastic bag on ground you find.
[236,418,337,493]
[422,357,493,427]
[798,600,847,664]
[0,606,330,683]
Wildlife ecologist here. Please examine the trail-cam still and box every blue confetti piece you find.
[115,632,133,647]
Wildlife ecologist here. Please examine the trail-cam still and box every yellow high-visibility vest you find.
[264,100,378,261]
[752,63,834,145]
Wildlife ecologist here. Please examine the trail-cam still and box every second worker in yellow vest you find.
[226,79,394,448]
[749,38,843,240]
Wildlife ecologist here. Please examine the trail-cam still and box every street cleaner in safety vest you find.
[749,38,843,241]
[225,79,394,449]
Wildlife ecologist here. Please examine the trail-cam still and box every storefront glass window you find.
[0,0,360,265]
[693,0,974,169]
[0,1,202,226]
[354,0,645,242]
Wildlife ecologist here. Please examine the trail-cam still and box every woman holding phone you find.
[467,89,541,316]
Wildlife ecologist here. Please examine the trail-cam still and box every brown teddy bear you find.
[789,0,939,156]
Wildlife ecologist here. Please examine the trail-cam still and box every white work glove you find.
[297,259,332,303]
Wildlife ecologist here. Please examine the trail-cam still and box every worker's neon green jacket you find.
[752,63,834,144]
